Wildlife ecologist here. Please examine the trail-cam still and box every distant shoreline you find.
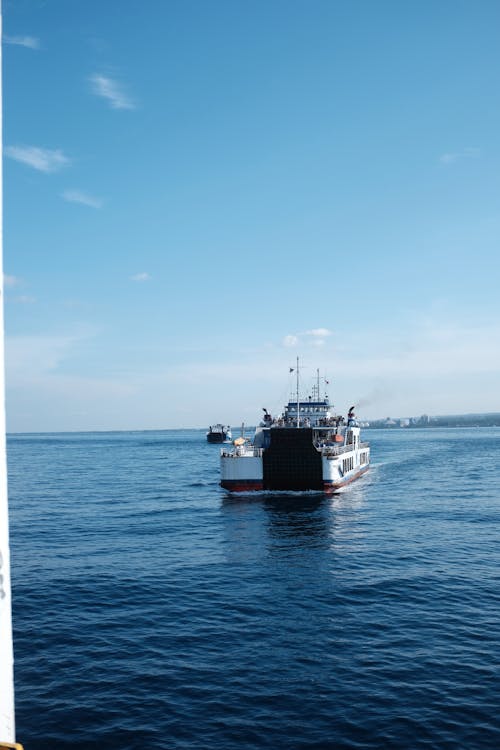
[365,413,500,429]
[6,415,500,435]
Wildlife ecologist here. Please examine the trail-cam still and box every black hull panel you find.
[207,433,225,443]
[262,428,323,491]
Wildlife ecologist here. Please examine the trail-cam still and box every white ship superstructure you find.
[220,363,370,493]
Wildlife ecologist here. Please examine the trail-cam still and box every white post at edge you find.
[0,1,16,742]
[296,356,299,428]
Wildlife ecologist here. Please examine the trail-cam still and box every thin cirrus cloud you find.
[4,34,40,49]
[3,275,35,303]
[89,74,135,110]
[283,328,333,348]
[62,190,103,209]
[130,273,151,282]
[12,295,37,305]
[4,274,21,288]
[5,145,70,173]
[439,147,480,165]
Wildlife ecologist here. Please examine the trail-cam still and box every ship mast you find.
[0,1,16,742]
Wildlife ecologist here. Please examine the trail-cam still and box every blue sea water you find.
[7,427,500,749]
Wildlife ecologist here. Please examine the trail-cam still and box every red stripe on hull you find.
[323,466,369,494]
[222,466,369,494]
[221,480,264,492]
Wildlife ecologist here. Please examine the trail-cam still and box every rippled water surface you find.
[8,428,500,749]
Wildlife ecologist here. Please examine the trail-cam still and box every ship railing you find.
[319,441,370,457]
[221,447,264,458]
[318,444,352,457]
[319,444,347,456]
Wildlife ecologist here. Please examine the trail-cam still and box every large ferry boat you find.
[220,362,370,493]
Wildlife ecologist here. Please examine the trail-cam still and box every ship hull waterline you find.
[221,465,369,494]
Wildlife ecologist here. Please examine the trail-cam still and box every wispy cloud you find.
[306,328,332,339]
[439,147,480,165]
[283,328,333,348]
[62,189,103,209]
[5,331,137,431]
[4,274,21,287]
[5,145,70,173]
[3,274,35,302]
[4,34,40,50]
[89,74,135,110]
[6,332,89,378]
[12,295,37,304]
[130,272,151,282]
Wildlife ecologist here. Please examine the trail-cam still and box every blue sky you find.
[3,0,500,432]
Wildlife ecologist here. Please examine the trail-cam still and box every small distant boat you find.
[220,360,370,493]
[207,424,232,444]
